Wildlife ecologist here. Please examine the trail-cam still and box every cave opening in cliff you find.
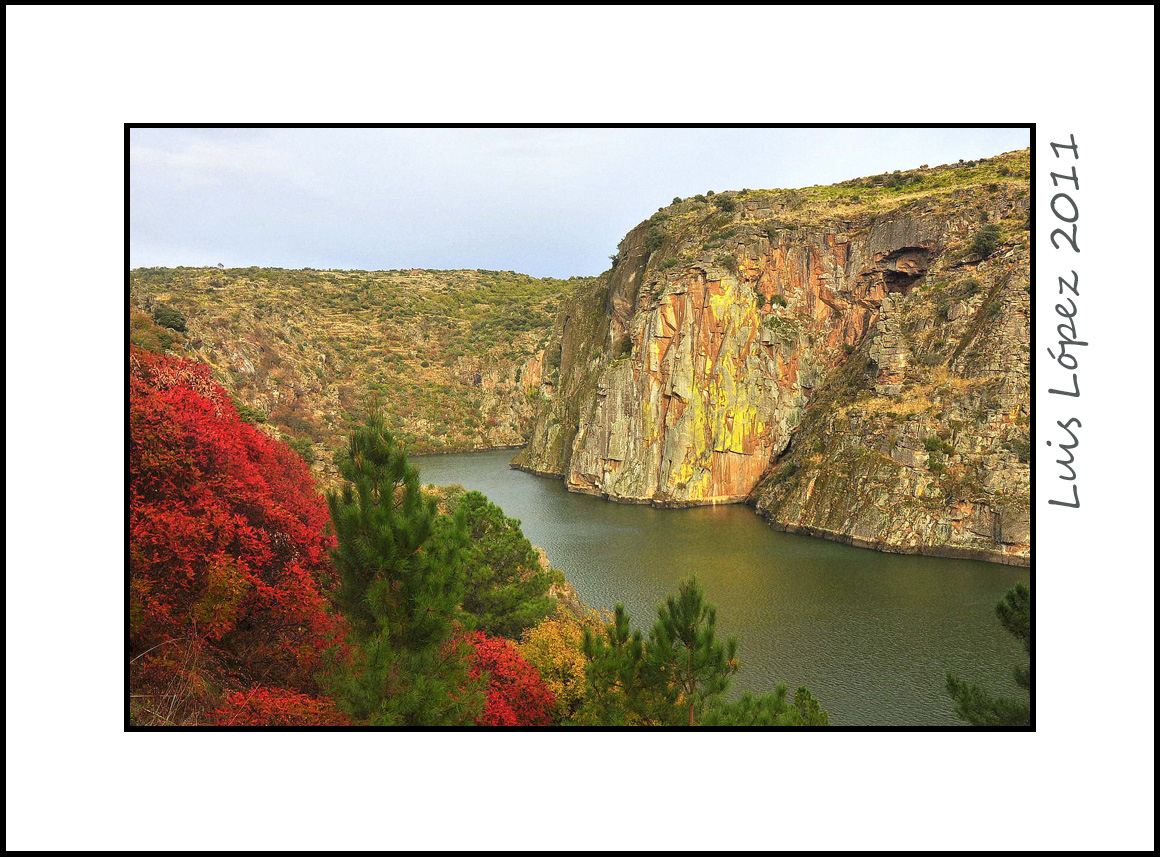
[884,270,924,293]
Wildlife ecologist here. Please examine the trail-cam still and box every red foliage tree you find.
[465,632,556,726]
[129,346,345,722]
[210,686,352,727]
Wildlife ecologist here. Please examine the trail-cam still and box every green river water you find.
[413,449,1030,726]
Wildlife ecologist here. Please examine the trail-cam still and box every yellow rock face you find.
[559,221,878,506]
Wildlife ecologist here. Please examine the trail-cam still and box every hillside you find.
[130,267,591,482]
[513,150,1031,565]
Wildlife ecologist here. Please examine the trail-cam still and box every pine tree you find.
[580,604,663,725]
[649,578,739,726]
[325,407,481,725]
[702,685,829,726]
[946,583,1031,727]
[582,577,741,726]
[440,490,554,639]
[581,577,829,727]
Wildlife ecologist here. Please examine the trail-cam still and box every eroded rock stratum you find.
[514,151,1030,565]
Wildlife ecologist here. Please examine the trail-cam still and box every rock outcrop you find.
[514,151,1030,565]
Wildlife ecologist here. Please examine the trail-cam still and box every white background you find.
[6,5,1154,851]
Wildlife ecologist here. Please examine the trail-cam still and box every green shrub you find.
[443,490,554,639]
[152,305,187,332]
[1008,438,1031,463]
[762,315,798,344]
[232,399,268,424]
[713,195,736,212]
[285,436,316,464]
[969,223,1001,257]
[129,309,175,352]
[769,294,788,308]
[924,436,954,455]
[772,462,799,483]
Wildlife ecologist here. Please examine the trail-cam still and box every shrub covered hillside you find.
[129,346,828,727]
[129,267,593,484]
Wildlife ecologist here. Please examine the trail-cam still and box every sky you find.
[130,126,1030,278]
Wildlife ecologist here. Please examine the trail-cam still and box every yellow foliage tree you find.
[518,605,605,721]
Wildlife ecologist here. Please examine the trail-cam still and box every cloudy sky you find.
[130,126,1030,278]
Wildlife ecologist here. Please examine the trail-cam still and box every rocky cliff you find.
[514,151,1030,565]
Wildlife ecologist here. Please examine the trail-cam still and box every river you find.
[413,448,1030,726]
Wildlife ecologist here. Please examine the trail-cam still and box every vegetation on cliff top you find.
[608,149,1030,291]
[644,148,1030,235]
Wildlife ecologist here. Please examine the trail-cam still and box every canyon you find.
[130,150,1031,565]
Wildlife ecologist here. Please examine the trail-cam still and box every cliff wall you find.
[514,151,1030,564]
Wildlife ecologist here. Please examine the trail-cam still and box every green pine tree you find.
[649,577,739,726]
[580,577,824,727]
[946,583,1031,727]
[702,685,829,726]
[580,603,665,726]
[438,490,554,639]
[325,407,482,726]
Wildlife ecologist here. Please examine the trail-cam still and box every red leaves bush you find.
[130,346,560,727]
[465,632,556,726]
[210,686,352,727]
[129,346,345,718]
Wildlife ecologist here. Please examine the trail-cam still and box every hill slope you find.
[130,267,590,481]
